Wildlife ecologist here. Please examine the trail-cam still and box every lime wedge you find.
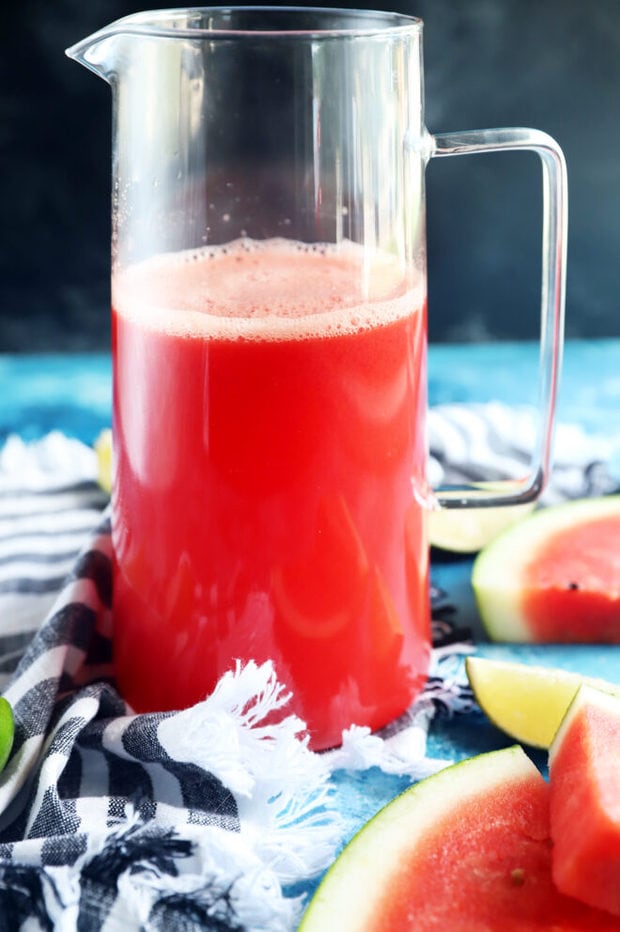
[429,501,536,554]
[0,698,14,772]
[95,429,112,494]
[466,655,620,749]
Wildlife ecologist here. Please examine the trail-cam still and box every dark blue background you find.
[1,0,618,350]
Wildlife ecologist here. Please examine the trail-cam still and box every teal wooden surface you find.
[2,338,618,442]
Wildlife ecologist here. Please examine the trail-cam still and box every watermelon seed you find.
[510,868,526,886]
[567,582,580,591]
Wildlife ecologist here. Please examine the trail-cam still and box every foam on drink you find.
[113,237,424,342]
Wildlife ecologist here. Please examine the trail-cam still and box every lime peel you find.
[428,501,536,554]
[0,697,14,773]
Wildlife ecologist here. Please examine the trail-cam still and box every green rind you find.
[549,682,620,766]
[0,698,14,773]
[299,745,537,931]
[472,495,620,642]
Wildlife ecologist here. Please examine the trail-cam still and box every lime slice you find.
[466,655,620,749]
[94,429,112,494]
[429,501,536,554]
[0,698,14,772]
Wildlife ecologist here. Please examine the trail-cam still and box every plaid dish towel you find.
[0,407,617,930]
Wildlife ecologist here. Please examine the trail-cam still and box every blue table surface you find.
[2,338,620,446]
[2,339,620,881]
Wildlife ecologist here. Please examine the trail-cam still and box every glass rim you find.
[95,6,423,40]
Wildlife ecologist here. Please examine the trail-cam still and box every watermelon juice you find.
[111,238,431,749]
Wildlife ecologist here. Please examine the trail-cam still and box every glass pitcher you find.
[67,8,566,750]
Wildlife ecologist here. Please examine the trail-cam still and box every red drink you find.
[112,239,430,750]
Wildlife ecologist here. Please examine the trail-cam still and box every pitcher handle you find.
[427,127,568,509]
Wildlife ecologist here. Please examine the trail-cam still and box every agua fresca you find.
[112,238,430,750]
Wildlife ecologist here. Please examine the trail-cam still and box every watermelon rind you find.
[299,745,539,931]
[471,495,620,642]
[549,682,620,766]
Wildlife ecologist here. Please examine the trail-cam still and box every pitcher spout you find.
[65,24,121,82]
[65,10,167,81]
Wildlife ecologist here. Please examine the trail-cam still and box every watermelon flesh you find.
[472,496,620,643]
[550,685,620,917]
[522,515,620,642]
[300,746,618,931]
[378,758,615,931]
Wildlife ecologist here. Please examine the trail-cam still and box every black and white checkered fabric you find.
[0,498,341,928]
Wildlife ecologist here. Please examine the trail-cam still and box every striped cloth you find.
[428,402,620,504]
[0,406,616,930]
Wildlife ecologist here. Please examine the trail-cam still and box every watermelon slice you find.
[300,745,618,930]
[472,495,620,642]
[549,684,620,917]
